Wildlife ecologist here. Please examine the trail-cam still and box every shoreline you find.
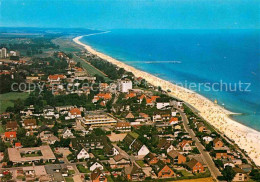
[73,35,260,166]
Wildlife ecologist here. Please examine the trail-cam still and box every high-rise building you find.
[0,48,7,58]
[118,79,132,93]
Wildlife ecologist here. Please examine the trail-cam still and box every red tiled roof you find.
[169,117,178,123]
[69,108,81,115]
[15,142,22,147]
[48,74,65,81]
[97,93,112,100]
[5,131,16,138]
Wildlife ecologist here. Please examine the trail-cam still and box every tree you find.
[222,166,236,182]
[250,169,260,181]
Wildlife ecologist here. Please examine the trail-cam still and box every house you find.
[15,142,22,148]
[23,119,37,130]
[153,160,175,178]
[213,138,224,148]
[67,108,81,120]
[233,167,248,182]
[48,74,66,84]
[6,121,18,131]
[187,159,204,173]
[144,153,159,165]
[123,134,149,156]
[202,136,213,144]
[169,117,179,125]
[126,92,136,99]
[108,154,130,169]
[125,112,135,119]
[91,169,107,182]
[62,127,74,138]
[123,163,145,181]
[215,150,228,159]
[71,136,116,156]
[89,162,104,171]
[39,131,59,144]
[118,79,132,93]
[197,123,207,132]
[139,113,150,121]
[152,110,172,122]
[115,122,131,132]
[77,148,90,160]
[157,138,174,153]
[8,145,56,164]
[168,150,186,164]
[179,140,192,152]
[92,93,112,103]
[79,111,117,127]
[156,98,171,109]
[4,131,16,141]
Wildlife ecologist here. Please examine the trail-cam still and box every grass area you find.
[68,170,75,176]
[136,160,145,167]
[0,125,5,134]
[0,92,29,113]
[76,164,90,173]
[52,37,82,52]
[21,152,42,157]
[65,177,74,182]
[73,54,109,79]
[129,132,139,139]
[179,170,194,177]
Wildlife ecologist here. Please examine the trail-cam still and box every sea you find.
[81,29,260,131]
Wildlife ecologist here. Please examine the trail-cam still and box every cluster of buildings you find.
[0,51,257,182]
[0,47,18,59]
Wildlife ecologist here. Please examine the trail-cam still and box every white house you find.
[166,144,175,153]
[136,145,149,156]
[156,98,170,109]
[118,79,132,93]
[112,147,120,156]
[62,127,74,138]
[66,108,82,120]
[90,162,103,171]
[77,148,90,160]
[202,136,213,143]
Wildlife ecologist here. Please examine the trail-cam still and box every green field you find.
[0,92,29,113]
[52,37,82,52]
[53,36,110,81]
[73,54,109,78]
[65,177,74,182]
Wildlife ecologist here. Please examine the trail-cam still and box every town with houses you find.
[0,33,259,182]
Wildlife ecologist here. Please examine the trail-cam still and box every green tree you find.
[222,166,236,182]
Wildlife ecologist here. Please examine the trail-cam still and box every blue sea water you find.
[81,29,260,131]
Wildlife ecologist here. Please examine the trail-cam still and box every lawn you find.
[0,125,5,134]
[0,92,29,113]
[65,177,74,182]
[76,164,90,173]
[129,132,139,139]
[136,160,145,167]
[73,54,109,78]
[52,37,82,53]
[179,170,194,177]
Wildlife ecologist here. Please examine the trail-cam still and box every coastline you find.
[73,35,260,166]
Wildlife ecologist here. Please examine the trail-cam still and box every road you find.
[178,109,222,181]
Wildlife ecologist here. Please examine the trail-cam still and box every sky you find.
[0,0,259,29]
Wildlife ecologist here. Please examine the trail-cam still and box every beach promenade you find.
[73,35,260,166]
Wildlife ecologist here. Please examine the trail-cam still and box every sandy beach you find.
[73,35,260,166]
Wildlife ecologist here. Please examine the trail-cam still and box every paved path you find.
[178,108,222,181]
